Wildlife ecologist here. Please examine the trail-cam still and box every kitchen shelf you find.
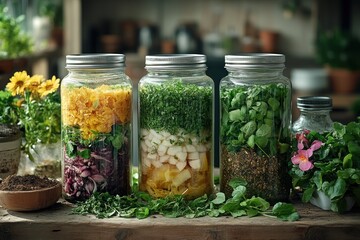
[0,47,63,90]
[0,201,359,240]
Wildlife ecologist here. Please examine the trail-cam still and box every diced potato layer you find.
[140,128,213,199]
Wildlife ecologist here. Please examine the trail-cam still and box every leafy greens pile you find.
[73,177,299,221]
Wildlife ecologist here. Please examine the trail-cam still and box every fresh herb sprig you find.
[220,83,291,156]
[73,178,299,221]
[139,80,212,135]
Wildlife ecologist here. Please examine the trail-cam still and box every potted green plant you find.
[0,71,61,178]
[315,30,360,94]
[0,7,33,73]
[289,121,360,213]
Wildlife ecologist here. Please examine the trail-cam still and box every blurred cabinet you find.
[0,48,63,90]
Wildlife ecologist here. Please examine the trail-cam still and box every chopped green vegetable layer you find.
[139,80,213,135]
[220,83,291,156]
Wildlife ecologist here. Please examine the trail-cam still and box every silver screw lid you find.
[66,54,125,69]
[297,96,332,110]
[225,53,285,69]
[145,54,207,70]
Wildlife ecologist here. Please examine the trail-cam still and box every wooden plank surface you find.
[0,200,360,240]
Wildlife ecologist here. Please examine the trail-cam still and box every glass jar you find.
[292,96,333,134]
[61,54,132,202]
[138,54,214,199]
[219,54,292,203]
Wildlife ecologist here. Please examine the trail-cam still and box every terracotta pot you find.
[259,30,278,53]
[327,68,360,94]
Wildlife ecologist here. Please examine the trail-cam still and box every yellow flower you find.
[6,71,30,96]
[38,76,60,97]
[26,74,44,98]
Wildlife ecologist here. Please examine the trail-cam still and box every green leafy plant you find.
[0,7,32,59]
[73,177,299,221]
[315,29,360,71]
[0,71,61,161]
[289,121,360,213]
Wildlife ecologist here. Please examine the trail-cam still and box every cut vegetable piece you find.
[167,146,182,156]
[145,139,152,148]
[176,161,187,171]
[150,129,163,141]
[172,169,191,187]
[185,144,197,152]
[168,156,178,165]
[188,151,199,160]
[152,160,162,168]
[159,155,170,163]
[199,152,208,170]
[162,139,172,147]
[189,159,201,169]
[140,142,148,152]
[157,144,168,156]
[176,151,187,162]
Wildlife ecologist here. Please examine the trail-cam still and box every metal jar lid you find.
[66,54,125,69]
[297,96,332,110]
[145,54,207,70]
[225,54,285,69]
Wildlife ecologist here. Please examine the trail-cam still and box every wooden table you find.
[0,200,359,240]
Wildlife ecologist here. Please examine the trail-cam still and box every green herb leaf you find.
[212,192,226,204]
[302,186,315,202]
[229,178,247,190]
[272,202,299,221]
[78,149,91,159]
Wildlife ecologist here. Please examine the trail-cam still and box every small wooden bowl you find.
[0,182,62,211]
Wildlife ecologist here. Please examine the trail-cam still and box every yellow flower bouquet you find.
[0,71,61,170]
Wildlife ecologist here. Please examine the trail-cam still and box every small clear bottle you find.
[138,54,214,199]
[219,54,292,203]
[61,54,132,202]
[292,96,334,134]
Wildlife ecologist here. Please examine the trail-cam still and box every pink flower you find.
[291,149,314,171]
[310,140,323,151]
[291,139,323,172]
[296,131,310,150]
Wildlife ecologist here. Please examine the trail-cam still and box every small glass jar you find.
[219,54,292,203]
[292,96,334,134]
[61,54,132,202]
[138,54,214,199]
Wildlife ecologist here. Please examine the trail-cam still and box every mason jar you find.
[292,96,334,134]
[138,54,214,199]
[61,54,132,202]
[219,54,292,203]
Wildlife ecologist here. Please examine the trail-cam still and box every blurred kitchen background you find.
[1,0,360,123]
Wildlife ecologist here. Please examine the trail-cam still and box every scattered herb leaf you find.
[73,175,300,222]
